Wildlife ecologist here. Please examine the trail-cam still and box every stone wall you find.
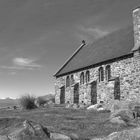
[55,55,140,105]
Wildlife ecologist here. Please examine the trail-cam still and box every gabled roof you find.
[55,26,134,77]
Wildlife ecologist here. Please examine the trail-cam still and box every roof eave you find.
[55,53,133,78]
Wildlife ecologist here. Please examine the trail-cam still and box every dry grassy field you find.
[0,105,134,139]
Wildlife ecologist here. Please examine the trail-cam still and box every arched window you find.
[105,65,111,81]
[80,72,84,84]
[99,67,104,82]
[66,76,70,87]
[71,75,74,85]
[86,70,90,83]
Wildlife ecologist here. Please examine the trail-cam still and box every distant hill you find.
[0,94,55,108]
[0,98,18,108]
[38,94,55,102]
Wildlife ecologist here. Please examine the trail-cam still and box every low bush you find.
[19,94,37,110]
[37,97,47,106]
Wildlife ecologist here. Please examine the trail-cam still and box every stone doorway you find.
[73,83,79,104]
[91,81,97,104]
[114,77,120,100]
[60,86,65,104]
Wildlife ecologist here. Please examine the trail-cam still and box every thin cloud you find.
[13,57,42,68]
[79,26,109,39]
[1,65,34,70]
[85,27,109,37]
[0,57,42,72]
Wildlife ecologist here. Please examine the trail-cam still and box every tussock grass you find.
[19,94,37,110]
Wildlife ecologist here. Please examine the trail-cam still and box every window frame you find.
[80,72,84,85]
[66,76,70,87]
[105,65,111,81]
[71,74,74,85]
[85,70,90,83]
[99,67,104,82]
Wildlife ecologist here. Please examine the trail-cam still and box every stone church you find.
[54,7,140,105]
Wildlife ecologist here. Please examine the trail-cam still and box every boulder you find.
[0,135,10,140]
[106,127,140,140]
[97,107,104,111]
[87,103,102,111]
[69,133,79,140]
[0,118,50,140]
[8,120,50,140]
[91,127,140,140]
[110,109,135,126]
[110,116,126,125]
[50,132,71,140]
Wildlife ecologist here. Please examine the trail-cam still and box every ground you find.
[0,105,135,139]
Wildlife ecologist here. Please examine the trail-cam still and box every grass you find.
[0,106,136,139]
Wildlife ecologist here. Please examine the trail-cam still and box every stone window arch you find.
[85,70,90,83]
[99,67,104,82]
[80,72,84,84]
[105,65,111,81]
[71,75,74,85]
[66,76,70,87]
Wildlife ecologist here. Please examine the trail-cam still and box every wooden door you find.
[91,81,97,104]
[74,83,79,104]
[60,86,65,104]
[114,77,120,100]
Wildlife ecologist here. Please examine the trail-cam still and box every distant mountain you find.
[38,94,55,102]
[0,98,18,108]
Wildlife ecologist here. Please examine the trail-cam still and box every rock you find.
[91,127,140,140]
[34,99,40,107]
[105,127,140,140]
[87,103,102,111]
[8,120,50,140]
[111,109,134,123]
[72,104,79,109]
[47,101,54,107]
[69,133,79,140]
[44,103,49,107]
[97,107,104,111]
[0,135,10,140]
[0,118,50,140]
[50,132,71,140]
[110,116,126,125]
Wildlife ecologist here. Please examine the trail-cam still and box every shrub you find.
[19,94,37,110]
[37,97,47,106]
[51,97,55,103]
